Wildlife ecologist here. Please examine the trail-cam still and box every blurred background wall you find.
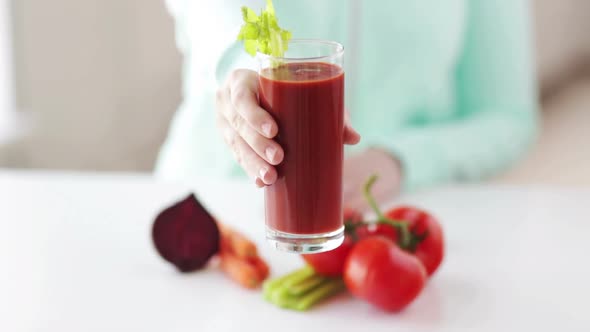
[0,0,181,170]
[0,0,16,141]
[0,0,589,184]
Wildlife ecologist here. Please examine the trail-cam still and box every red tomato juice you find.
[259,62,344,235]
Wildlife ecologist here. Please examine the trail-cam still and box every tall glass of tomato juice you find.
[257,40,345,253]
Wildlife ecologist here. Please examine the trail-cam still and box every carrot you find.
[219,252,264,289]
[248,256,270,281]
[219,231,233,254]
[216,221,271,288]
[218,223,258,258]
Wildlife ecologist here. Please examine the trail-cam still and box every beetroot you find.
[152,194,220,272]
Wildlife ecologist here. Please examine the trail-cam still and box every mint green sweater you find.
[156,0,538,192]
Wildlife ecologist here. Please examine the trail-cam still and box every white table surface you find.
[1,170,589,332]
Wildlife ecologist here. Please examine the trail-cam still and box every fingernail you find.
[261,123,272,137]
[259,167,269,182]
[265,146,277,163]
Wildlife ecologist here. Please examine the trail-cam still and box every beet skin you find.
[152,194,220,272]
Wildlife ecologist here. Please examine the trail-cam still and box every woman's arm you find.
[377,0,538,192]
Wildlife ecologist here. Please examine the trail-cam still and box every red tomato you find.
[343,207,363,225]
[356,223,398,242]
[302,235,355,277]
[386,206,444,276]
[344,236,427,312]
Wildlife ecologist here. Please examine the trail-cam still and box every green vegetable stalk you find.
[237,0,292,58]
[262,267,346,311]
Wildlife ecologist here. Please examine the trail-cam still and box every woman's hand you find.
[343,149,403,212]
[216,69,360,187]
[216,69,282,187]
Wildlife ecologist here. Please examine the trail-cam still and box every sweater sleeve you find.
[155,1,247,183]
[382,0,539,192]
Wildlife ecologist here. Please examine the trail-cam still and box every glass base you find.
[265,226,344,254]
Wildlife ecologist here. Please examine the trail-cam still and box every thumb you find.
[343,110,361,145]
[344,125,361,145]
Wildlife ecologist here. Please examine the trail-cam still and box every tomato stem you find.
[363,174,412,250]
[363,175,384,219]
[375,218,412,250]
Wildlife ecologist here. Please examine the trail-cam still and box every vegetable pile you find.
[151,177,444,313]
[152,194,269,289]
[265,175,445,312]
